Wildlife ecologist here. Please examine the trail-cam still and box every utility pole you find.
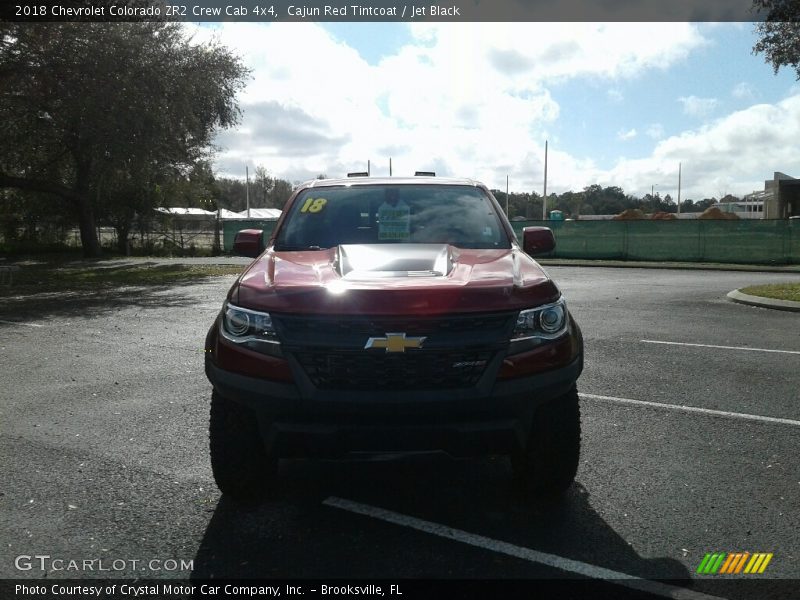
[677,162,682,215]
[368,160,370,176]
[214,208,221,255]
[389,158,392,176]
[506,175,509,216]
[542,140,548,220]
[651,183,662,202]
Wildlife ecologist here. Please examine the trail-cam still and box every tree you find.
[0,22,249,256]
[640,193,658,213]
[524,192,544,219]
[216,177,248,212]
[696,198,718,212]
[753,0,800,79]
[266,178,294,209]
[580,185,629,215]
[557,191,585,218]
[102,162,159,256]
[216,172,293,212]
[252,165,274,207]
[0,186,70,247]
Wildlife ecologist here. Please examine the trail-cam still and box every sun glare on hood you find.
[336,244,454,280]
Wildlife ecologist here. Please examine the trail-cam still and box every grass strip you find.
[740,283,800,302]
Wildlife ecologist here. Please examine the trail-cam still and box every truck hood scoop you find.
[336,244,454,279]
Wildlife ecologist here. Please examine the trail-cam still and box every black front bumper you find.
[206,354,582,458]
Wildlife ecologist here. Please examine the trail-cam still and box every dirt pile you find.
[651,212,677,220]
[613,208,646,220]
[698,206,739,220]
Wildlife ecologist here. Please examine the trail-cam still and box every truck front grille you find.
[292,348,495,390]
[275,313,513,338]
[274,313,513,391]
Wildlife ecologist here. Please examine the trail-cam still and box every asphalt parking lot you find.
[1,265,798,599]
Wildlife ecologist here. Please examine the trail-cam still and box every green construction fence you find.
[224,218,799,265]
[511,219,800,265]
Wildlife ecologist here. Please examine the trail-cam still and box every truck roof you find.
[299,176,485,190]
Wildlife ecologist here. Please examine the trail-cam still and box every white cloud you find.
[606,92,800,198]
[188,22,800,201]
[678,95,719,117]
[645,123,665,140]
[190,22,704,191]
[617,128,637,141]
[468,23,704,83]
[732,82,755,100]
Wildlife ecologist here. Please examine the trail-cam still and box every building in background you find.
[760,172,800,219]
[719,193,765,219]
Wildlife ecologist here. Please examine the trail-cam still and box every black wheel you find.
[209,391,276,503]
[512,385,581,497]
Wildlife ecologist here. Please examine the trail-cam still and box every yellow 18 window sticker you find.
[299,197,327,213]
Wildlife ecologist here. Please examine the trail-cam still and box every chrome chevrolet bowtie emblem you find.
[364,333,426,353]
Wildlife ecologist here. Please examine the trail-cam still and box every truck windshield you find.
[274,184,510,250]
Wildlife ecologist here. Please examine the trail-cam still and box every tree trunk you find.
[75,160,101,258]
[0,172,101,256]
[116,223,131,256]
[76,197,101,258]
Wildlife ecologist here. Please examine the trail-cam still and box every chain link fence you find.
[511,220,799,265]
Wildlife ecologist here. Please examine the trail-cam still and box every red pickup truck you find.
[205,175,583,502]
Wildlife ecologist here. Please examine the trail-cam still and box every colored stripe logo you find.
[697,552,773,574]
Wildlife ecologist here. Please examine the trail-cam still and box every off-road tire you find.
[512,385,581,497]
[209,391,276,503]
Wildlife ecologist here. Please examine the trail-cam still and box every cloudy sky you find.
[192,22,799,201]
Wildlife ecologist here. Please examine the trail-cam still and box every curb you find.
[727,289,800,312]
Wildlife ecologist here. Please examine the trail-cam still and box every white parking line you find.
[641,339,800,356]
[324,497,726,600]
[581,393,800,427]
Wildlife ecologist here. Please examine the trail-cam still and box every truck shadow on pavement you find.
[191,455,691,582]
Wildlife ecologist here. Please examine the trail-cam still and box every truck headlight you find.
[220,303,281,353]
[512,298,568,341]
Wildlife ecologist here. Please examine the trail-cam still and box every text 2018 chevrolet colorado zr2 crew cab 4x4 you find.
[205,175,583,502]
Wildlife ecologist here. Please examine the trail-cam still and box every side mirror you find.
[522,226,555,256]
[233,229,265,258]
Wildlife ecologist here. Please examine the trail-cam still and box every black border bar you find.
[2,0,770,23]
[2,579,799,600]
